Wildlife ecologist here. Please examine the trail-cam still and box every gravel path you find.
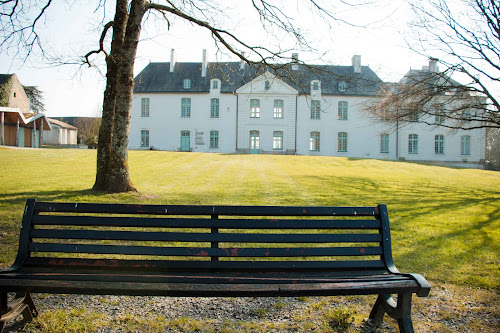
[3,284,499,332]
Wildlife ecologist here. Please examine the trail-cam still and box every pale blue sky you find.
[0,0,427,117]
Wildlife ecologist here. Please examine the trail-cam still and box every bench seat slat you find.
[32,215,382,229]
[28,243,383,257]
[30,229,382,243]
[0,271,413,285]
[23,257,386,270]
[0,278,420,298]
[35,202,378,217]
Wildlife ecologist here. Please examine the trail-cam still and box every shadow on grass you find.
[0,189,121,210]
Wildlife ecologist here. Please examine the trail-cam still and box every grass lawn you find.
[0,148,499,331]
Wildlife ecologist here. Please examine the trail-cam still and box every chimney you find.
[170,49,176,73]
[352,55,361,74]
[291,53,299,70]
[429,58,439,72]
[240,52,246,70]
[201,49,208,77]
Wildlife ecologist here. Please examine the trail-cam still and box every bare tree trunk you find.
[93,0,130,192]
[106,0,146,193]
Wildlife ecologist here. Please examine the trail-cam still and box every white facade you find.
[130,91,237,153]
[129,56,486,169]
[43,119,78,146]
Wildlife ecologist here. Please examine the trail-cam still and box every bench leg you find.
[368,293,414,333]
[396,293,413,333]
[0,293,38,333]
[0,292,7,333]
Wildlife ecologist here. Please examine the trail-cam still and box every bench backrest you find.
[12,199,397,272]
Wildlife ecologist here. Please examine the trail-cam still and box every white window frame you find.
[209,130,219,149]
[211,79,219,89]
[250,99,260,118]
[338,101,348,120]
[310,131,320,151]
[181,98,191,118]
[141,98,150,117]
[461,135,471,155]
[311,80,320,91]
[210,98,219,118]
[273,131,283,150]
[435,109,445,124]
[380,133,389,153]
[140,129,150,147]
[338,132,348,152]
[408,134,418,154]
[311,100,321,119]
[183,79,191,89]
[435,135,444,154]
[273,99,284,119]
[264,80,270,90]
[338,81,347,92]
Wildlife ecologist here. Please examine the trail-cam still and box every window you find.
[410,111,419,122]
[338,101,348,120]
[408,134,418,154]
[273,99,284,119]
[181,98,191,118]
[183,79,191,89]
[435,110,445,124]
[310,131,320,151]
[338,81,347,92]
[311,100,321,119]
[264,80,270,90]
[210,130,219,148]
[141,98,150,117]
[273,131,283,150]
[380,133,389,153]
[435,135,444,154]
[312,81,320,91]
[212,80,219,89]
[250,99,260,118]
[463,110,472,120]
[461,135,471,155]
[210,98,219,118]
[338,132,348,152]
[140,130,149,147]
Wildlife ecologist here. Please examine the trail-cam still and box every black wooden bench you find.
[0,199,430,332]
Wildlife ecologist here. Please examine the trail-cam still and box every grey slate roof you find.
[402,69,463,88]
[134,62,383,96]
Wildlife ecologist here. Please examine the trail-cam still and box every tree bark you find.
[105,0,146,193]
[93,0,131,192]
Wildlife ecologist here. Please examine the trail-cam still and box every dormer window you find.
[264,80,270,90]
[210,79,220,91]
[183,79,191,89]
[338,81,347,92]
[311,80,321,92]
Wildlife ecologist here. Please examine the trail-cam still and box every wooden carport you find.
[0,107,51,148]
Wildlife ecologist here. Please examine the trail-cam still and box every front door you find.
[249,130,260,154]
[180,131,190,151]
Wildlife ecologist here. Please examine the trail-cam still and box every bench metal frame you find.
[0,199,430,332]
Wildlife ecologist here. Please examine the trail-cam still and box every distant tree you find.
[74,116,101,148]
[368,0,499,130]
[486,128,500,170]
[23,86,45,113]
